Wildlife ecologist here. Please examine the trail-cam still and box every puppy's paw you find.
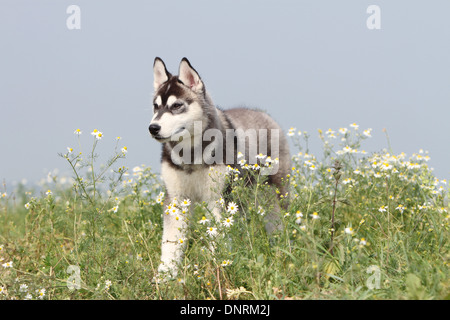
[153,262,177,282]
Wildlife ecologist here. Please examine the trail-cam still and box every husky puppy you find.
[149,57,290,276]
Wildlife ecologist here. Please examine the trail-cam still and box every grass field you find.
[0,125,448,300]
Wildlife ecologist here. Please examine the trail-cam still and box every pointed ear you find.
[153,57,171,91]
[178,58,204,93]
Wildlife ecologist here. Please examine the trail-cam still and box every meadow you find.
[0,125,448,300]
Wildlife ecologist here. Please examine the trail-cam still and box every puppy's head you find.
[149,57,207,143]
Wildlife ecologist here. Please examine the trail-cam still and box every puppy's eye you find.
[171,102,183,110]
[153,103,159,110]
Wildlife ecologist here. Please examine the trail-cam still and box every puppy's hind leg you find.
[264,197,284,234]
[264,176,288,234]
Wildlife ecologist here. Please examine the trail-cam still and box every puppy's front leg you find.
[158,205,188,277]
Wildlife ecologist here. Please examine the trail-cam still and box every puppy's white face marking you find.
[166,95,177,107]
[164,83,172,95]
[152,95,163,121]
[157,112,179,138]
[155,95,162,106]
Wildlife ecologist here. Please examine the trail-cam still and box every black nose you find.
[149,124,161,136]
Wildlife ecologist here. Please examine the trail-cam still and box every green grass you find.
[0,126,449,300]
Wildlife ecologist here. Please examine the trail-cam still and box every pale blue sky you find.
[1,0,449,185]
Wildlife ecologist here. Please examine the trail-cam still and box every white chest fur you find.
[161,162,227,203]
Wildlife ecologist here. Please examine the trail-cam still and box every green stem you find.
[91,139,98,202]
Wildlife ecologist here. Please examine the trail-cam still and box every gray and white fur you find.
[149,57,291,276]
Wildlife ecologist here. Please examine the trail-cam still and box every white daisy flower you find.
[310,212,320,220]
[180,199,191,207]
[222,216,234,228]
[257,206,265,216]
[206,227,218,237]
[344,227,354,235]
[105,280,112,291]
[221,260,233,267]
[217,197,225,207]
[287,127,296,137]
[91,129,103,140]
[255,153,267,160]
[395,204,406,213]
[363,128,372,137]
[37,288,46,299]
[198,216,209,225]
[227,202,239,215]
